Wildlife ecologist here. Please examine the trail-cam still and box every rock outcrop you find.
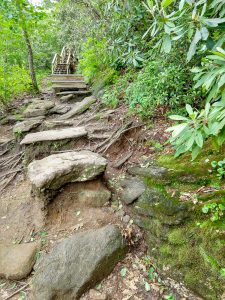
[13,117,44,134]
[23,99,54,118]
[59,96,96,120]
[20,127,87,145]
[28,150,107,202]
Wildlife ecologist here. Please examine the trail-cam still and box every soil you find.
[0,81,200,300]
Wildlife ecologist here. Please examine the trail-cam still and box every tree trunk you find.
[22,28,39,92]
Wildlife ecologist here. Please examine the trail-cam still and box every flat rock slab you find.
[13,117,44,134]
[23,100,54,118]
[28,150,107,202]
[49,104,71,115]
[32,225,127,300]
[42,120,74,130]
[120,178,146,204]
[0,242,40,280]
[127,165,168,178]
[20,127,87,145]
[60,94,74,102]
[59,96,96,120]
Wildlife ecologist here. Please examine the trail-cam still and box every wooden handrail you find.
[52,46,74,74]
[52,53,60,74]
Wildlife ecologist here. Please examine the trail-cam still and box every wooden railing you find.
[52,53,60,74]
[52,46,74,74]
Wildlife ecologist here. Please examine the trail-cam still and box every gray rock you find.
[27,150,107,202]
[0,242,40,280]
[127,165,168,178]
[75,181,111,207]
[135,187,189,225]
[120,178,146,204]
[89,289,109,300]
[56,180,111,208]
[20,127,87,145]
[50,104,71,115]
[60,94,74,102]
[23,99,54,118]
[13,117,44,134]
[42,120,74,129]
[122,215,131,223]
[32,225,127,300]
[59,96,96,120]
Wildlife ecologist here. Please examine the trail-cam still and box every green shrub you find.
[79,37,109,83]
[0,66,32,106]
[125,55,200,118]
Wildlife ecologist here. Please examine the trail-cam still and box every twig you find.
[4,283,29,300]
[0,171,18,192]
[75,104,101,126]
[101,123,143,153]
[0,168,22,179]
[114,151,133,168]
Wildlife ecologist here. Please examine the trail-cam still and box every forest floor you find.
[0,79,201,300]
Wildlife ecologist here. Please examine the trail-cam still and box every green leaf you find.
[195,131,204,148]
[161,34,171,53]
[202,206,209,213]
[144,280,151,291]
[191,145,201,160]
[186,104,194,116]
[169,115,189,121]
[161,0,174,8]
[120,267,127,277]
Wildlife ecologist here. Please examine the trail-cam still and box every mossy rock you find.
[134,187,190,225]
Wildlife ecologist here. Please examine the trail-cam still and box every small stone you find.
[120,178,146,205]
[0,242,40,280]
[60,94,74,102]
[127,165,168,178]
[116,209,125,218]
[122,215,130,223]
[13,117,44,134]
[89,289,109,300]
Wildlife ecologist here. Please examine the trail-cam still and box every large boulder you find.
[32,225,127,300]
[59,96,96,120]
[0,242,40,280]
[20,127,87,145]
[23,99,54,118]
[27,150,107,203]
[13,117,44,134]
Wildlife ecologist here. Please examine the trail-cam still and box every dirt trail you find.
[0,82,199,300]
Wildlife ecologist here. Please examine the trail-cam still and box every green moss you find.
[159,244,172,256]
[168,229,187,245]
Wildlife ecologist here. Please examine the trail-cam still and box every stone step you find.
[50,75,85,82]
[20,127,87,145]
[59,96,96,120]
[13,117,44,134]
[27,150,108,203]
[52,80,86,84]
[52,82,87,92]
[56,91,91,97]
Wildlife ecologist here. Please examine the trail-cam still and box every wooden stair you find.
[51,47,89,96]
